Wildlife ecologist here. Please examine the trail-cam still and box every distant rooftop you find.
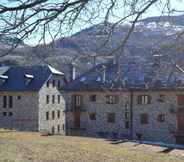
[64,61,184,92]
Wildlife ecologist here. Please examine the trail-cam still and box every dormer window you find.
[0,75,8,85]
[25,74,34,85]
[96,76,101,82]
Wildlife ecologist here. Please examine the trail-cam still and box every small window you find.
[9,112,13,116]
[125,102,129,111]
[17,95,21,100]
[3,96,7,108]
[125,112,130,119]
[9,96,13,108]
[62,124,65,130]
[107,113,115,123]
[46,112,49,120]
[52,111,55,119]
[58,95,60,104]
[106,95,118,104]
[53,80,55,87]
[89,113,96,120]
[89,95,97,102]
[46,81,49,87]
[52,126,55,134]
[57,125,60,133]
[3,112,7,116]
[157,114,165,122]
[125,121,130,129]
[57,80,60,88]
[73,95,82,107]
[140,113,148,124]
[46,95,49,104]
[57,110,60,119]
[52,95,55,104]
[137,95,151,105]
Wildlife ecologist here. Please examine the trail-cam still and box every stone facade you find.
[0,91,39,131]
[39,75,66,135]
[65,90,182,144]
[66,91,132,138]
[0,74,66,134]
[132,91,178,144]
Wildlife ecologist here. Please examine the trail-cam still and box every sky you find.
[1,0,184,45]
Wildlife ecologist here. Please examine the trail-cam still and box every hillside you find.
[1,15,184,77]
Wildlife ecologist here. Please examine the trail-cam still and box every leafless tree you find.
[0,0,184,61]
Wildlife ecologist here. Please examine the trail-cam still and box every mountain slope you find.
[1,15,184,77]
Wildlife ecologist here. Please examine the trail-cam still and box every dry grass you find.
[0,129,184,162]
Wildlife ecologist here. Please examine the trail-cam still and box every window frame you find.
[89,113,96,120]
[140,113,149,125]
[107,113,115,123]
[137,95,151,105]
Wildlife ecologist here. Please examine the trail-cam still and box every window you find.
[57,125,60,133]
[58,80,60,88]
[107,113,115,123]
[62,124,65,130]
[157,114,165,122]
[89,113,96,120]
[17,95,21,100]
[89,95,97,102]
[177,95,184,106]
[52,111,55,119]
[125,102,129,111]
[53,80,55,87]
[46,95,49,104]
[3,96,7,108]
[52,95,55,104]
[125,112,130,119]
[57,110,60,119]
[46,81,49,87]
[46,112,49,120]
[3,112,7,116]
[140,113,148,124]
[125,121,130,129]
[9,112,13,116]
[106,95,118,104]
[74,95,82,106]
[9,96,13,108]
[137,95,151,105]
[52,126,55,134]
[58,95,60,103]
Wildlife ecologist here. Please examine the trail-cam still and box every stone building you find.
[0,65,66,134]
[64,61,184,144]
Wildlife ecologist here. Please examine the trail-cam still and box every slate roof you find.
[0,65,64,91]
[64,61,184,92]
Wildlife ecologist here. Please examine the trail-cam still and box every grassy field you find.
[0,130,184,162]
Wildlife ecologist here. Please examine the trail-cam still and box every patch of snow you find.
[48,65,64,75]
[80,76,86,82]
[25,74,34,78]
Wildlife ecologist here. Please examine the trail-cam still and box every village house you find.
[64,60,184,144]
[0,65,66,135]
[1,60,184,145]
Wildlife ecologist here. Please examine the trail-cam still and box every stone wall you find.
[132,91,178,144]
[66,90,182,144]
[0,91,39,131]
[38,74,66,135]
[66,91,132,138]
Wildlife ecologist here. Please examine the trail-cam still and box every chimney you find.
[102,65,106,83]
[70,63,76,81]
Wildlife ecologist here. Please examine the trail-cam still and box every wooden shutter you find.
[177,95,184,106]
